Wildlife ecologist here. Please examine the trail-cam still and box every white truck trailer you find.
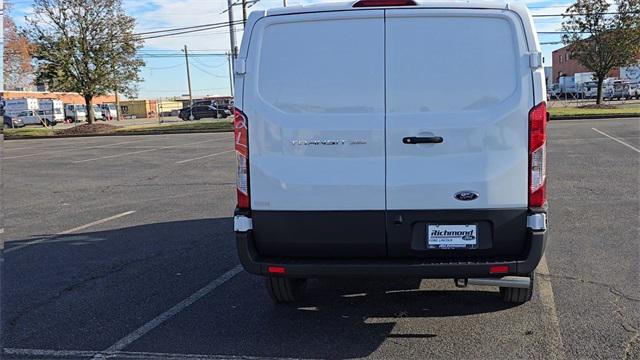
[2,98,52,126]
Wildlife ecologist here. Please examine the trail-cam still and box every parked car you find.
[100,103,118,120]
[233,1,548,304]
[603,80,630,100]
[15,109,57,127]
[627,83,639,99]
[3,115,24,128]
[547,83,560,99]
[578,81,598,99]
[178,103,228,120]
[92,105,105,121]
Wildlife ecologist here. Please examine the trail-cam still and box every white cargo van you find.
[234,0,548,304]
[37,99,64,125]
[64,104,87,122]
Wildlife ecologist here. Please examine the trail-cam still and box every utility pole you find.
[228,52,235,97]
[227,0,238,59]
[183,45,194,120]
[283,0,286,6]
[242,0,248,25]
[114,90,121,121]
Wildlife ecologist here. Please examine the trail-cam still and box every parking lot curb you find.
[2,128,234,140]
[550,114,640,120]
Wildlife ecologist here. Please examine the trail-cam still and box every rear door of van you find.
[384,9,533,260]
[244,11,387,258]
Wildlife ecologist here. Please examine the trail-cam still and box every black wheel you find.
[265,277,306,303]
[44,119,51,127]
[500,272,534,304]
[65,117,74,123]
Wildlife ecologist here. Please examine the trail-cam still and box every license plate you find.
[427,224,478,249]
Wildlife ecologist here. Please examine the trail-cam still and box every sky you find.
[6,0,584,99]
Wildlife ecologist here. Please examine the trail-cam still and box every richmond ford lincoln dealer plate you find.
[427,224,478,249]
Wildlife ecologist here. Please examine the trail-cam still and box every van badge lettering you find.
[290,139,367,146]
[454,191,479,201]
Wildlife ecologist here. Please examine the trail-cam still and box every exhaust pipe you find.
[455,276,531,289]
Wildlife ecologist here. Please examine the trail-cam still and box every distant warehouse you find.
[552,44,640,83]
[119,100,183,118]
[0,90,115,104]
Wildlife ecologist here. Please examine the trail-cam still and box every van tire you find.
[500,273,534,304]
[265,277,306,303]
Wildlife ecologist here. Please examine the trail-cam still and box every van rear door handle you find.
[402,136,443,144]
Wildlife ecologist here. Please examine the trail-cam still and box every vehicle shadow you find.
[4,217,520,359]
[178,275,519,359]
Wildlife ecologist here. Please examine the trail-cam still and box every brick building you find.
[550,44,640,83]
[0,90,116,104]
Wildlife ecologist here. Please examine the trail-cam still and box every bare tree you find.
[3,1,35,90]
[561,0,640,104]
[25,0,144,123]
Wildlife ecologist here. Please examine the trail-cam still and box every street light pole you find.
[283,0,286,6]
[183,45,194,120]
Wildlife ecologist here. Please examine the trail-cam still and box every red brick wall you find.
[552,46,622,82]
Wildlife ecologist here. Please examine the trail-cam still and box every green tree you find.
[561,0,640,104]
[25,0,144,123]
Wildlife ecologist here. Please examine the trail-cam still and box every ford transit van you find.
[234,0,548,304]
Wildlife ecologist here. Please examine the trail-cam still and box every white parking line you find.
[592,128,640,153]
[4,211,135,253]
[74,139,219,163]
[5,347,300,359]
[93,265,243,358]
[4,139,148,159]
[536,255,566,359]
[175,150,234,164]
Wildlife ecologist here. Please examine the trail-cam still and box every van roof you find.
[265,1,528,16]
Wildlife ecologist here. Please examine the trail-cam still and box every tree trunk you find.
[85,96,94,124]
[596,76,604,105]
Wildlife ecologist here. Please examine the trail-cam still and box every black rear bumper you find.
[235,229,546,278]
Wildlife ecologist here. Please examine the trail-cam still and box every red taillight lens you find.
[234,108,250,210]
[489,265,509,274]
[529,102,547,208]
[267,266,286,274]
[353,0,416,6]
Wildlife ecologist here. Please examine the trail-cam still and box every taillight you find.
[529,102,547,209]
[353,0,416,7]
[234,108,250,210]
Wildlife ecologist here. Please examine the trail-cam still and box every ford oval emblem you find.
[454,191,479,201]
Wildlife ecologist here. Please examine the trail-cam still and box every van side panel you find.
[244,11,387,257]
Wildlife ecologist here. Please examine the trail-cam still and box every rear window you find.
[257,16,384,114]
[386,16,519,112]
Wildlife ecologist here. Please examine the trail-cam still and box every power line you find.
[190,62,229,78]
[135,20,242,36]
[532,11,638,17]
[138,21,243,40]
[190,56,229,69]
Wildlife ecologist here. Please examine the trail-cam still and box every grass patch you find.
[3,120,233,139]
[3,127,55,138]
[549,106,640,118]
[115,120,233,134]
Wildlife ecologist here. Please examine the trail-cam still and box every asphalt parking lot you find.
[1,118,639,360]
